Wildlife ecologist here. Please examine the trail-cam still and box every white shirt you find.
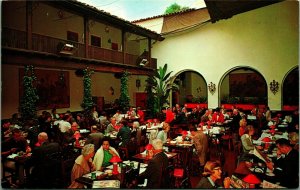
[58,120,71,133]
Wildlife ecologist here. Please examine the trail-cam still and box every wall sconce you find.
[196,87,201,93]
[208,82,216,94]
[136,79,141,89]
[109,86,114,95]
[270,80,279,94]
[105,26,109,33]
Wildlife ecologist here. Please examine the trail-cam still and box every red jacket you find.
[212,112,225,123]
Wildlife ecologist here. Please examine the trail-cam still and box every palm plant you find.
[146,64,178,115]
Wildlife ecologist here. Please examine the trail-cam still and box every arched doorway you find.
[220,67,267,110]
[172,70,207,107]
[282,67,299,111]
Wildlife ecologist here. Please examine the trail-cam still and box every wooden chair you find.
[221,128,234,151]
[60,157,76,188]
[118,147,129,161]
[1,161,17,186]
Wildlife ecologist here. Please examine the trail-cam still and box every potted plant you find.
[19,65,39,121]
[81,67,94,116]
[118,70,131,113]
[146,64,178,116]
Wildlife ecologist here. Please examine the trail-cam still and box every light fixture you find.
[139,58,149,67]
[243,174,261,188]
[145,144,153,158]
[208,82,216,94]
[109,156,122,175]
[269,80,279,94]
[58,42,76,55]
[136,79,141,89]
[105,26,109,33]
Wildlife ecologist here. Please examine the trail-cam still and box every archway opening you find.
[220,67,267,109]
[172,71,207,106]
[283,67,299,110]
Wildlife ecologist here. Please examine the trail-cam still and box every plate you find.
[266,172,275,176]
[268,154,276,157]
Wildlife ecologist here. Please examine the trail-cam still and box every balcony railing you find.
[2,27,157,69]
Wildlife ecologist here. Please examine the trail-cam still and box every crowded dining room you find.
[1,0,298,189]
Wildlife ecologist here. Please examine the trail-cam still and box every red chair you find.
[173,168,184,188]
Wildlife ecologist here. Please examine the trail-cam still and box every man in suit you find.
[190,127,209,172]
[27,132,62,188]
[85,125,104,151]
[266,138,299,188]
[140,139,170,188]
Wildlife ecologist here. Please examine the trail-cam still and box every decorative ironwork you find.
[208,82,216,94]
[270,80,279,95]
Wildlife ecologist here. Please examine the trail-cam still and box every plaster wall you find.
[1,65,148,119]
[152,1,298,110]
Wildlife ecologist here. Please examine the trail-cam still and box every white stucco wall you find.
[152,1,299,110]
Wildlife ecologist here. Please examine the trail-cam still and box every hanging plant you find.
[119,70,131,113]
[81,67,94,111]
[19,65,39,121]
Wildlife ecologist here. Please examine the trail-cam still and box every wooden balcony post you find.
[148,37,151,67]
[122,30,126,64]
[84,17,89,58]
[26,1,33,50]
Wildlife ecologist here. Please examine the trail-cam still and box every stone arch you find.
[218,66,268,108]
[281,66,299,110]
[170,69,207,107]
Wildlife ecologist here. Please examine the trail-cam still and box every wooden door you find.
[135,92,147,109]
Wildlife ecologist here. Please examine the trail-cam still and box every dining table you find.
[75,160,148,188]
[132,151,177,164]
[4,152,32,186]
[233,146,283,188]
[163,140,193,168]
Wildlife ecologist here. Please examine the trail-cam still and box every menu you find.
[92,180,120,188]
[250,147,270,163]
[230,175,250,188]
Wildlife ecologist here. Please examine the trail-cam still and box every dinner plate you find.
[266,172,275,176]
[253,167,264,173]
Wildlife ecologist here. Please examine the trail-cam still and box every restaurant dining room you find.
[1,0,299,189]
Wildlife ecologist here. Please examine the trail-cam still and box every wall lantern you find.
[208,82,216,94]
[58,42,76,55]
[139,58,149,67]
[136,79,141,89]
[269,80,279,94]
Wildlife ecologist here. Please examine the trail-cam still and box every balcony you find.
[2,27,157,69]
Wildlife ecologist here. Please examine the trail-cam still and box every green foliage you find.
[82,67,94,111]
[119,71,131,113]
[146,64,178,115]
[221,95,267,104]
[192,96,207,103]
[19,65,39,120]
[145,76,158,118]
[164,3,189,14]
